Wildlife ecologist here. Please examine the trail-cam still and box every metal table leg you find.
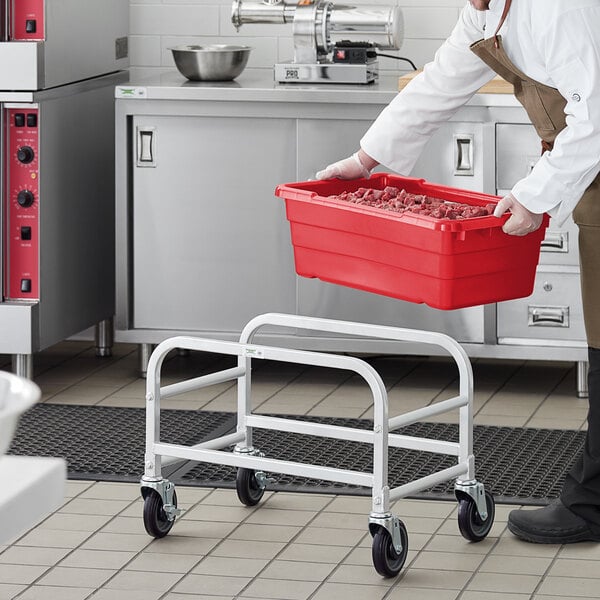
[95,318,114,358]
[577,360,589,398]
[12,354,33,379]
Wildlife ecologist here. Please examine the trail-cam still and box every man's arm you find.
[511,5,600,226]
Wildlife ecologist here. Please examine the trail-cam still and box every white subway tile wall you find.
[129,0,468,78]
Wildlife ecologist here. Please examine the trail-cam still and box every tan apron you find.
[470,0,600,348]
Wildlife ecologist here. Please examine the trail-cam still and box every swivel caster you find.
[371,520,408,578]
[457,489,495,541]
[235,468,266,506]
[142,488,178,538]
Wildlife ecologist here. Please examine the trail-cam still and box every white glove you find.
[315,152,371,180]
[493,193,544,236]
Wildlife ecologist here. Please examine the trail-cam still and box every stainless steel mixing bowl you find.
[170,44,252,81]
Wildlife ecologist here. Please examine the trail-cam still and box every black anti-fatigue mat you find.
[8,404,236,481]
[8,405,585,505]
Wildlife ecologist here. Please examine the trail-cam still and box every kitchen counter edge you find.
[115,69,521,108]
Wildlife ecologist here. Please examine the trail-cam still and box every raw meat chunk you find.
[327,187,496,220]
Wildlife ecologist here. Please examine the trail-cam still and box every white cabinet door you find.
[131,115,297,333]
[294,118,486,343]
[410,121,495,194]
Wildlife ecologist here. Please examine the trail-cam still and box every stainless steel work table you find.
[114,69,588,394]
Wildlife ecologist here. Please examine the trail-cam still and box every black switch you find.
[25,19,36,34]
[26,113,37,127]
[14,113,25,127]
[20,278,32,293]
[20,226,32,240]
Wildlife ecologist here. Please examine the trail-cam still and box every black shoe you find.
[508,499,600,544]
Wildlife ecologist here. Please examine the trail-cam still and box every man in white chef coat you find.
[317,0,600,544]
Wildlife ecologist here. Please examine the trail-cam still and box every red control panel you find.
[4,107,40,300]
[11,0,45,41]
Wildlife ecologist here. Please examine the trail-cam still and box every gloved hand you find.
[315,152,372,180]
[493,193,544,236]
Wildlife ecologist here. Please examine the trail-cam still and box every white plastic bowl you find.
[0,371,40,456]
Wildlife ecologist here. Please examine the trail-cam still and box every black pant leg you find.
[561,347,600,531]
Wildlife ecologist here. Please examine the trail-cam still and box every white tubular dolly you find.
[140,313,495,578]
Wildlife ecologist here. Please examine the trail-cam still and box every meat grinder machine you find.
[231,0,404,84]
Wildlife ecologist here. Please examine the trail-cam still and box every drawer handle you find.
[528,306,569,327]
[541,231,568,253]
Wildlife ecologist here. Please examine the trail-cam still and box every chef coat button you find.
[572,93,581,102]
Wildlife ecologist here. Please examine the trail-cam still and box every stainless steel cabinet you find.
[115,74,587,393]
[495,122,585,353]
[117,78,493,353]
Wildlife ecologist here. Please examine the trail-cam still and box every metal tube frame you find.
[142,312,477,522]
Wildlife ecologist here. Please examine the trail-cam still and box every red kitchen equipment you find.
[275,173,549,310]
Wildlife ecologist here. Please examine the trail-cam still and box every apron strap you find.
[494,0,512,49]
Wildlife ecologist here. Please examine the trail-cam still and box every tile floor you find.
[0,339,598,600]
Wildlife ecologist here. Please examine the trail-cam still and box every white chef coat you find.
[360,0,600,226]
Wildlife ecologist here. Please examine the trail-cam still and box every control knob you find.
[17,190,35,207]
[16,146,35,164]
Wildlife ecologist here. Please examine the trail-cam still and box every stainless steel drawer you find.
[492,211,580,267]
[497,268,586,343]
[538,216,579,266]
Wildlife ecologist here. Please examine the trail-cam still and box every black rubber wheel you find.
[236,468,265,506]
[458,490,495,542]
[371,522,408,578]
[143,489,177,538]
